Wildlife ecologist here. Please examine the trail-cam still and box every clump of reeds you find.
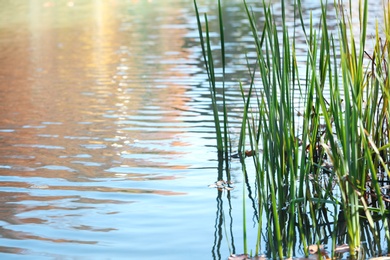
[194,0,390,258]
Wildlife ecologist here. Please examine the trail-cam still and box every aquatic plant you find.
[195,0,390,258]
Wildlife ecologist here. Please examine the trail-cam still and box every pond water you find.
[0,0,386,259]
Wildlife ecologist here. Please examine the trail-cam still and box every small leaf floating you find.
[308,244,325,254]
[231,150,256,159]
[228,254,267,260]
[305,244,351,260]
[333,244,350,254]
[244,150,255,157]
[307,244,330,260]
[208,179,234,191]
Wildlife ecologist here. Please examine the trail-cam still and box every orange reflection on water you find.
[0,0,194,248]
[0,0,194,179]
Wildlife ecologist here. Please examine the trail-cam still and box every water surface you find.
[0,0,386,259]
[0,1,251,259]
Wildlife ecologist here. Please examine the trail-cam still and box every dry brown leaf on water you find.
[333,244,350,254]
[216,180,225,186]
[307,244,331,260]
[292,256,327,260]
[228,254,267,260]
[228,254,249,260]
[308,244,325,254]
[208,180,234,191]
[245,150,255,157]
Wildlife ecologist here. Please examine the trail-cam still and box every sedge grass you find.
[194,0,390,258]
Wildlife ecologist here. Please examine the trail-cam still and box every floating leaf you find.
[215,180,225,186]
[308,244,325,254]
[244,150,255,157]
[307,244,331,259]
[208,179,234,191]
[228,254,267,260]
[334,244,350,254]
[231,150,258,158]
[228,254,249,260]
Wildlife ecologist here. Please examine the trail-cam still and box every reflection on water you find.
[0,0,386,259]
[0,1,217,258]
